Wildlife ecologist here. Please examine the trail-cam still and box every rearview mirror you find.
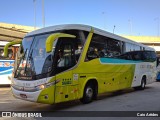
[46,33,76,53]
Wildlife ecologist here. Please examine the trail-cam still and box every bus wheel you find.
[80,83,94,104]
[93,85,98,100]
[134,77,146,90]
[140,78,146,90]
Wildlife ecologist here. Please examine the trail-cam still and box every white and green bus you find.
[5,24,157,104]
[0,41,19,85]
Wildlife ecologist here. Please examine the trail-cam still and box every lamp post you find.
[102,12,106,30]
[33,0,36,30]
[154,17,159,37]
[113,25,116,34]
[42,0,45,27]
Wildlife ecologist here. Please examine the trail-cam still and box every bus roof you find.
[0,41,9,46]
[26,24,155,51]
[0,41,20,47]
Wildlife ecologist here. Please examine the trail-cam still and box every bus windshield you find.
[15,34,52,79]
[14,30,87,80]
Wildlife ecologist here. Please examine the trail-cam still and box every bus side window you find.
[107,39,121,57]
[87,47,98,60]
[119,53,132,60]
[130,52,141,61]
[142,51,150,61]
[142,51,156,62]
[55,38,77,74]
[86,34,106,61]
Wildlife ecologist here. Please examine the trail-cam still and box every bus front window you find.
[15,34,55,80]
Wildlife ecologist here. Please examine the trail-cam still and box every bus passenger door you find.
[54,38,79,103]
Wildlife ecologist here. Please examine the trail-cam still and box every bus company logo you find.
[1,112,42,118]
[0,62,14,67]
[2,112,11,117]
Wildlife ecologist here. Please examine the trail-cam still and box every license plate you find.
[20,94,27,99]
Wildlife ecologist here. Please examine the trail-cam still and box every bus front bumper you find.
[11,84,55,104]
[11,86,41,102]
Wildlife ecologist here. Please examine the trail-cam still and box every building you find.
[123,35,160,56]
[0,22,35,42]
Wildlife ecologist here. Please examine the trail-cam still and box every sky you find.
[0,0,160,36]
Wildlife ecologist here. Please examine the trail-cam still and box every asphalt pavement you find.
[0,82,160,120]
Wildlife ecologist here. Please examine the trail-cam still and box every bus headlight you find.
[39,84,45,89]
[36,80,61,91]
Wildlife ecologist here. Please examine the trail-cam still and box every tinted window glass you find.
[86,34,121,61]
[142,51,156,61]
[119,51,157,62]
[130,52,142,60]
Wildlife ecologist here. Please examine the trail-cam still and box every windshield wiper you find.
[23,49,33,74]
[15,48,28,77]
[27,49,36,76]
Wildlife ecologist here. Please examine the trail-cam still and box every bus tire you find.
[140,78,146,90]
[80,83,94,104]
[93,84,98,100]
[134,77,146,90]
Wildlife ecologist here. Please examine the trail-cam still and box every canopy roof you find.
[0,22,35,42]
[122,35,160,43]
